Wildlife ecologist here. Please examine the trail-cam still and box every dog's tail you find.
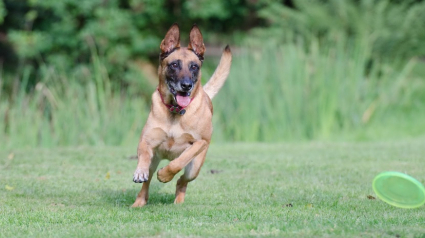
[203,45,232,100]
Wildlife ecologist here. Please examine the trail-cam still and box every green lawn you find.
[1,140,425,237]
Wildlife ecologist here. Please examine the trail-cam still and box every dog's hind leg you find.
[131,156,160,207]
[174,148,208,204]
[157,140,208,183]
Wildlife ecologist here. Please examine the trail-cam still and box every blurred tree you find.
[1,0,424,97]
[0,0,270,95]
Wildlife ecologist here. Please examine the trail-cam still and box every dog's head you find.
[158,24,205,108]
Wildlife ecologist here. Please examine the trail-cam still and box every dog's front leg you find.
[132,155,160,208]
[132,140,155,208]
[133,128,166,183]
[133,140,155,183]
[132,133,165,208]
[157,140,208,183]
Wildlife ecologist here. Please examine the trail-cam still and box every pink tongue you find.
[176,95,191,107]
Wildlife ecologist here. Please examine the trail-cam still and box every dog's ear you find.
[188,24,205,58]
[160,23,180,55]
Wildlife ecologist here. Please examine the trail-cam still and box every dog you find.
[131,23,232,207]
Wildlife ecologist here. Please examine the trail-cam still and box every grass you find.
[1,140,425,237]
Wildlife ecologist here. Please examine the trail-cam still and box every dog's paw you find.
[133,168,149,183]
[157,167,175,183]
[131,199,147,208]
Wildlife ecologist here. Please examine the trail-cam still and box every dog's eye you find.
[190,64,199,70]
[169,63,178,69]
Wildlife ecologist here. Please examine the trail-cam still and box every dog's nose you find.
[180,79,193,91]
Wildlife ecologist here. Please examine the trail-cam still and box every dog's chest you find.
[156,122,200,159]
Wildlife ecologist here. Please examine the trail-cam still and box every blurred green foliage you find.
[2,0,425,89]
[1,0,425,146]
[0,0,266,95]
[0,1,6,24]
[252,0,425,62]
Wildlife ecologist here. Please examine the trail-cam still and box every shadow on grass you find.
[99,187,175,207]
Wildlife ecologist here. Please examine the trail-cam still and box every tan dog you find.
[132,24,232,207]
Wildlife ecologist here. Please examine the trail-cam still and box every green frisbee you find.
[373,171,425,208]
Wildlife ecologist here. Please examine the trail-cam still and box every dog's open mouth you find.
[169,86,191,108]
[175,92,191,107]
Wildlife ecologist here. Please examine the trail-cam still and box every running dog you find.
[132,24,232,207]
